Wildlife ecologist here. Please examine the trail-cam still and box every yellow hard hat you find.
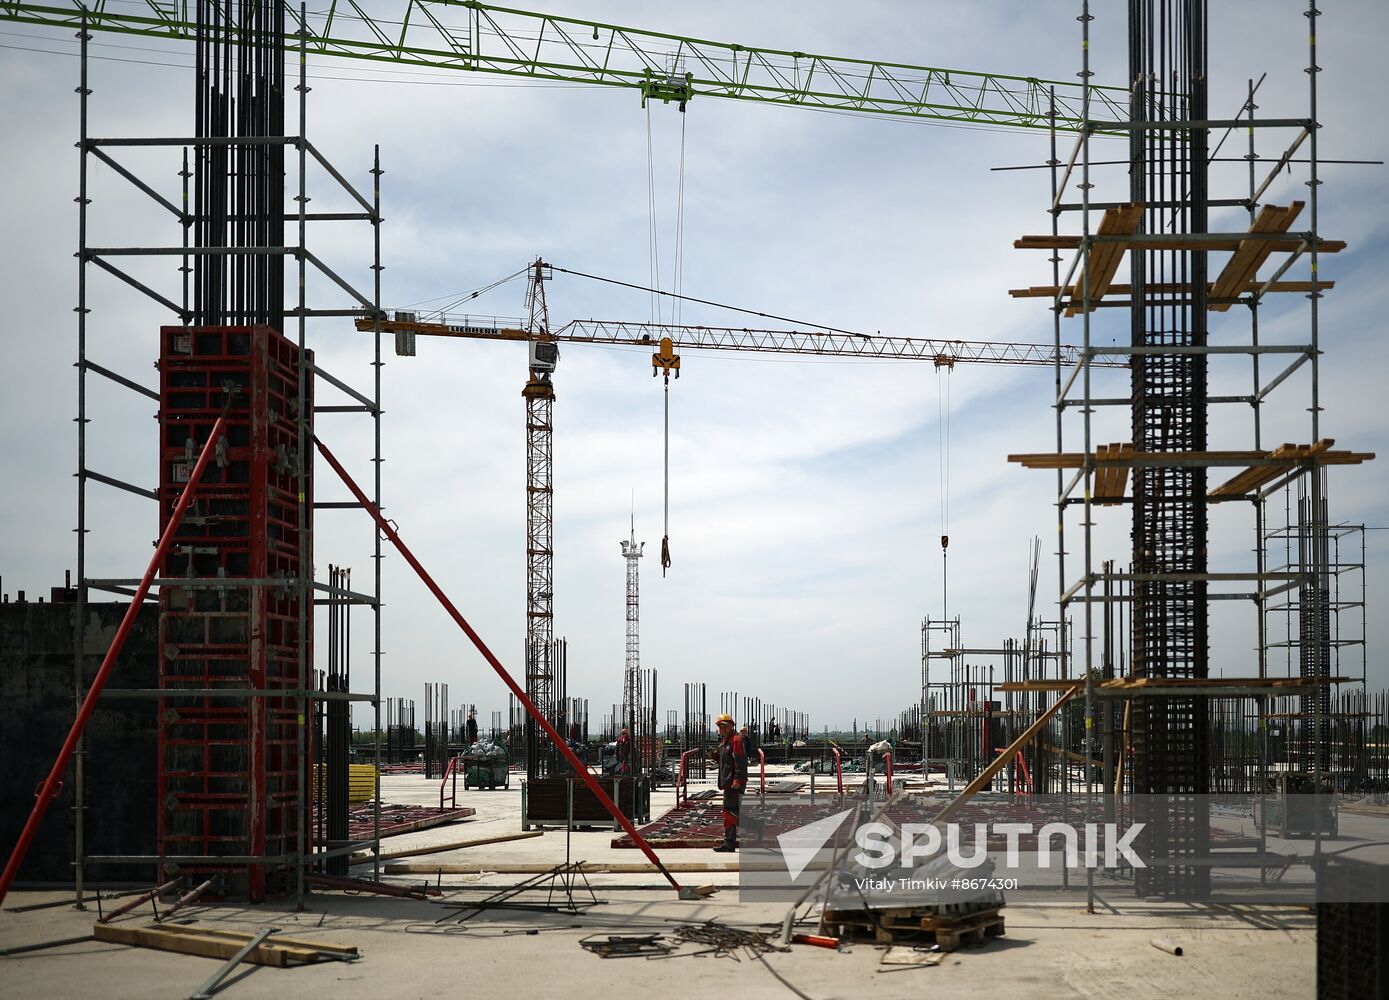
[716,713,735,726]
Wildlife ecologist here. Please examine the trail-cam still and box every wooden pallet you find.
[822,906,1005,949]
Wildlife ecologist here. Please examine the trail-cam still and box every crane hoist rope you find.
[936,356,954,619]
[645,102,661,328]
[645,90,689,576]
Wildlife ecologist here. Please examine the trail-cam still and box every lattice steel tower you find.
[522,259,558,779]
[620,516,645,730]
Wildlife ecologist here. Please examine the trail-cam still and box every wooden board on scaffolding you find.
[1008,279,1335,305]
[1008,440,1373,483]
[1208,440,1375,500]
[1064,202,1145,315]
[1010,201,1343,311]
[998,676,1352,694]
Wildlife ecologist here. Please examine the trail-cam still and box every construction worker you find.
[615,727,632,776]
[465,709,479,747]
[714,713,747,852]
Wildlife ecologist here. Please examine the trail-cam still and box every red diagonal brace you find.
[312,436,691,897]
[0,414,230,907]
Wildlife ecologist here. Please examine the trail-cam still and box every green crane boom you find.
[2,0,1127,130]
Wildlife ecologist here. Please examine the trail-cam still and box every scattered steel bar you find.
[188,927,280,1000]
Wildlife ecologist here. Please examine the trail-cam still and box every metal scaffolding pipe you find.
[311,435,702,899]
[0,413,230,907]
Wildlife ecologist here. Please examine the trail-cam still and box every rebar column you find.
[1127,0,1211,899]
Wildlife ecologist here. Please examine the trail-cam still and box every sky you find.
[1,1,1386,732]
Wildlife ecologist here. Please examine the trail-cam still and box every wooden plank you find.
[1210,203,1304,311]
[1016,234,1345,253]
[998,676,1352,692]
[1207,439,1358,499]
[1008,280,1334,299]
[1067,203,1144,315]
[94,924,300,967]
[1091,442,1133,505]
[141,923,357,957]
[1011,450,1267,469]
[1012,446,1372,472]
[1113,444,1132,502]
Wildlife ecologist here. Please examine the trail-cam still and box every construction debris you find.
[822,906,1006,950]
[579,933,675,958]
[880,946,945,968]
[671,922,791,961]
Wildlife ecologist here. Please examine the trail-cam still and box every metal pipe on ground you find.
[156,877,217,922]
[1151,937,1184,956]
[312,435,709,900]
[96,876,185,925]
[351,830,543,863]
[0,934,96,957]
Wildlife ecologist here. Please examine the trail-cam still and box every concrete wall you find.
[0,599,158,885]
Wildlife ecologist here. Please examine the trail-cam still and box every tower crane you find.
[356,263,1125,758]
[5,1,1128,132]
[13,0,1128,776]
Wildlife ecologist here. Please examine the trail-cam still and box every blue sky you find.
[1,1,1386,729]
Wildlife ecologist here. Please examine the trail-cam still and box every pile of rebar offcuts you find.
[580,921,790,961]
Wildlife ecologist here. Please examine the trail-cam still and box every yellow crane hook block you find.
[652,337,681,380]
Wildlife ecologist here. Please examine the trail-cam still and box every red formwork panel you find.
[156,325,312,901]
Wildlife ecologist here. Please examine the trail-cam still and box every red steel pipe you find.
[0,415,229,907]
[675,748,698,808]
[758,749,766,797]
[830,747,843,797]
[440,755,460,809]
[97,875,185,925]
[312,436,688,895]
[157,876,216,922]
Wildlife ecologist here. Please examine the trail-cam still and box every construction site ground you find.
[0,771,1318,999]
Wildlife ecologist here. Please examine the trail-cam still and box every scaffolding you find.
[920,615,1072,792]
[68,8,385,904]
[1008,0,1374,904]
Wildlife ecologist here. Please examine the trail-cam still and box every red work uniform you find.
[716,729,748,850]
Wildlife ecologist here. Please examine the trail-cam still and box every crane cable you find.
[662,110,688,576]
[937,363,952,618]
[646,102,689,576]
[645,102,662,329]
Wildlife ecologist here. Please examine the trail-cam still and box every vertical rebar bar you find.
[72,14,91,911]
